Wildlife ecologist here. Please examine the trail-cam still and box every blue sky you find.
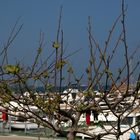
[0,0,140,84]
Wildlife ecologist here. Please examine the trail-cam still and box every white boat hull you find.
[10,121,42,130]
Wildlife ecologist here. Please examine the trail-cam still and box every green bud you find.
[4,64,20,74]
[52,41,59,49]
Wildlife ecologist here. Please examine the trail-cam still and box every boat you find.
[76,112,140,139]
[10,121,40,130]
[6,101,43,130]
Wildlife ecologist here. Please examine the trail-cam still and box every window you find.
[121,117,133,125]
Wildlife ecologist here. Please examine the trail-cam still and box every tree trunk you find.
[67,131,76,140]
